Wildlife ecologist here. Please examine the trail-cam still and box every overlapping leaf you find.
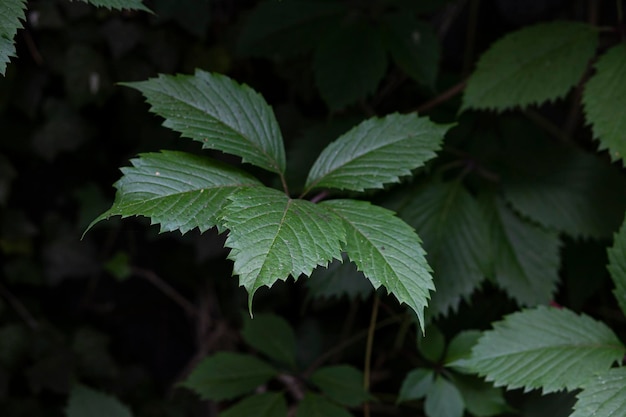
[462,21,598,111]
[310,365,372,407]
[424,376,464,417]
[296,393,353,417]
[320,199,433,330]
[305,113,449,193]
[242,313,297,368]
[464,306,626,393]
[221,393,288,417]
[607,219,626,317]
[66,385,133,417]
[76,0,151,12]
[123,70,286,174]
[398,368,434,403]
[570,368,626,417]
[450,374,510,417]
[583,44,626,163]
[307,256,373,301]
[220,187,345,311]
[88,151,262,234]
[0,0,27,75]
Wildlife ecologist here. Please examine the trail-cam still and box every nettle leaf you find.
[462,21,598,111]
[181,352,277,401]
[583,44,626,163]
[221,392,288,417]
[75,0,151,12]
[398,368,434,403]
[242,313,297,368]
[310,365,372,407]
[0,0,27,75]
[89,151,262,234]
[465,306,626,393]
[124,70,286,175]
[424,376,464,417]
[220,187,345,311]
[305,113,449,193]
[570,368,626,417]
[607,219,626,317]
[313,20,387,110]
[320,199,433,331]
[297,392,353,417]
[307,255,374,301]
[66,385,133,417]
[399,180,489,316]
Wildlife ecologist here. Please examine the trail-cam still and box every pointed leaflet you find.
[221,393,288,417]
[424,376,464,417]
[583,44,626,163]
[397,368,434,403]
[123,70,286,174]
[462,21,597,111]
[310,365,372,407]
[296,393,353,417]
[181,352,277,401]
[399,180,489,316]
[88,151,261,234]
[607,218,626,317]
[320,199,433,331]
[465,306,626,393]
[75,0,150,12]
[241,313,297,368]
[570,368,626,417]
[305,113,450,194]
[0,0,26,75]
[220,187,345,311]
[449,374,511,417]
[66,385,133,417]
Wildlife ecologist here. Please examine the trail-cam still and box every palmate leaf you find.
[607,218,626,317]
[221,393,288,417]
[462,21,598,111]
[220,187,345,311]
[123,70,286,175]
[464,306,626,394]
[75,0,151,12]
[88,151,262,234]
[0,0,27,75]
[320,199,433,331]
[583,44,626,163]
[570,368,626,417]
[66,385,133,417]
[305,113,450,194]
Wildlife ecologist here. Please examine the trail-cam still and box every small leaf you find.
[296,392,354,417]
[123,70,286,175]
[424,376,464,417]
[241,313,297,368]
[462,21,598,111]
[220,187,345,312]
[320,199,433,331]
[444,330,481,367]
[181,352,277,401]
[397,368,434,403]
[66,385,133,417]
[75,0,151,12]
[0,0,27,75]
[450,374,511,417]
[418,325,445,363]
[570,368,626,417]
[307,255,374,301]
[310,365,372,407]
[88,151,262,235]
[607,218,626,317]
[465,306,626,393]
[583,44,626,163]
[306,113,450,193]
[221,393,288,417]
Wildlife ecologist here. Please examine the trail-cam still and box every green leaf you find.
[583,44,626,163]
[424,376,464,417]
[465,306,626,393]
[296,392,353,417]
[305,113,450,193]
[88,151,261,234]
[418,325,445,363]
[103,251,131,282]
[483,195,561,306]
[66,385,133,417]
[220,187,345,312]
[241,313,297,368]
[320,199,433,330]
[450,374,511,417]
[181,352,277,401]
[397,368,435,403]
[123,70,286,175]
[75,0,151,12]
[221,393,288,417]
[570,368,626,417]
[607,218,626,317]
[310,365,372,407]
[399,180,489,316]
[307,255,374,301]
[462,21,598,111]
[313,21,387,110]
[444,330,481,367]
[0,0,27,75]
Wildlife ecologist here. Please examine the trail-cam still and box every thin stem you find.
[280,173,290,196]
[413,79,467,114]
[363,296,380,417]
[310,191,329,204]
[0,282,39,330]
[522,109,570,143]
[132,267,198,317]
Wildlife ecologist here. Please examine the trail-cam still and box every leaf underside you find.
[76,0,151,12]
[221,393,288,417]
[570,368,626,417]
[607,219,626,317]
[0,0,27,75]
[66,385,133,417]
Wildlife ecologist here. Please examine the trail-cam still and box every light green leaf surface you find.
[66,385,133,417]
[76,0,151,12]
[306,113,449,193]
[313,21,387,110]
[220,187,345,311]
[397,368,434,403]
[399,180,489,316]
[124,70,286,174]
[0,0,27,75]
[583,44,626,163]
[181,352,277,401]
[221,393,288,417]
[465,306,626,393]
[570,368,626,417]
[310,365,371,407]
[462,21,598,111]
[607,219,626,317]
[89,151,261,234]
[307,255,373,301]
[296,392,353,417]
[242,313,297,368]
[424,376,464,417]
[320,199,433,331]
